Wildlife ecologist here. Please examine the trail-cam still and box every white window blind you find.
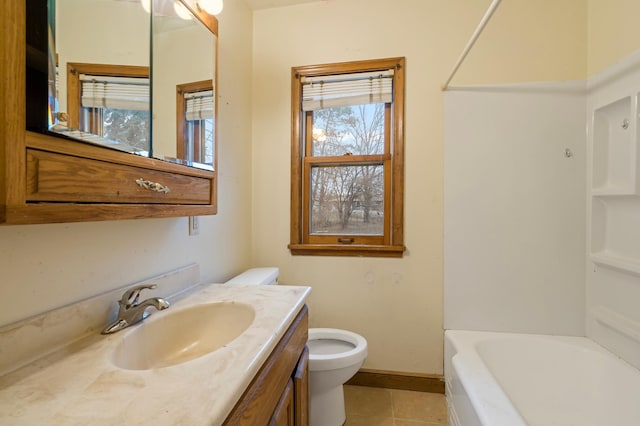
[301,69,394,111]
[80,74,149,111]
[185,90,214,120]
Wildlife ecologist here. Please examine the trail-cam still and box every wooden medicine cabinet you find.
[0,0,218,225]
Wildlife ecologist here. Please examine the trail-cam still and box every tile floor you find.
[343,385,448,425]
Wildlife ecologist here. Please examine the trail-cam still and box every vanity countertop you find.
[0,283,311,425]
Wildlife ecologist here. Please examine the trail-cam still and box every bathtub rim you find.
[445,330,526,426]
[444,329,640,426]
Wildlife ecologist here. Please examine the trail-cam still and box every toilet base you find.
[309,384,346,426]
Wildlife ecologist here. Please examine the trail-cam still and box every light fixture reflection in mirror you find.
[173,1,193,19]
[199,0,223,15]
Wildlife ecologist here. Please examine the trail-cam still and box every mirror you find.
[152,0,216,166]
[47,0,217,169]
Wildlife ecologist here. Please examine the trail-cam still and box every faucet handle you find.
[120,284,157,307]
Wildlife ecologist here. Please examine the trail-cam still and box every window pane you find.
[103,108,149,151]
[310,165,384,235]
[203,118,214,164]
[81,107,150,152]
[187,118,214,164]
[312,103,385,157]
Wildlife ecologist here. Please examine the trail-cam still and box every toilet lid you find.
[307,338,355,355]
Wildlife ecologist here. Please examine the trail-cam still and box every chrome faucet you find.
[102,284,170,334]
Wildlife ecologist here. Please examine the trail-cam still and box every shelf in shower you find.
[591,252,640,276]
[591,188,637,197]
[591,305,640,345]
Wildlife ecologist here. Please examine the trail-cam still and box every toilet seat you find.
[308,328,368,371]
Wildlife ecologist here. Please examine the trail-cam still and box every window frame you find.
[176,79,214,164]
[289,57,406,258]
[66,62,149,133]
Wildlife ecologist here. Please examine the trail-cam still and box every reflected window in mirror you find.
[35,0,217,168]
[65,63,150,153]
[176,80,214,164]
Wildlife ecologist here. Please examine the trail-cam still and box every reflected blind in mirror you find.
[80,74,150,110]
[185,89,214,120]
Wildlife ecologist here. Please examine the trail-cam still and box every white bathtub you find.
[444,330,640,426]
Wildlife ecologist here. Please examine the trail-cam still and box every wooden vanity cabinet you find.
[0,0,217,225]
[224,305,309,426]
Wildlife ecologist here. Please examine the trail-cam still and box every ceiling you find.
[244,0,321,10]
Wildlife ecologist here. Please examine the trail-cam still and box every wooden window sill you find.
[288,244,405,258]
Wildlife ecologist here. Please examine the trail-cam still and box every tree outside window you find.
[310,104,385,235]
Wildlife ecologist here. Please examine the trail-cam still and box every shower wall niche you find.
[587,53,640,371]
[592,96,635,195]
[590,89,640,270]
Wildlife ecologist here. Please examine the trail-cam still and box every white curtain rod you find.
[441,0,503,91]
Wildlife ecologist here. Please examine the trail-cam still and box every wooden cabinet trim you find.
[293,346,309,426]
[26,132,215,178]
[1,0,27,216]
[5,204,216,225]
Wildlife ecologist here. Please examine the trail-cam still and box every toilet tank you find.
[225,267,279,285]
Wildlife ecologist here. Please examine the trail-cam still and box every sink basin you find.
[112,301,255,370]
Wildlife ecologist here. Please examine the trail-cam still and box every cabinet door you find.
[293,346,309,426]
[268,378,294,426]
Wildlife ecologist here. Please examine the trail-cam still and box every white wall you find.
[250,0,586,375]
[444,83,586,335]
[0,0,254,327]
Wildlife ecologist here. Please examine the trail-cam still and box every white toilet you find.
[225,268,368,426]
[307,327,367,426]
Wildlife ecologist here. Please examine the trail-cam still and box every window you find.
[176,80,215,164]
[289,57,406,257]
[66,63,150,153]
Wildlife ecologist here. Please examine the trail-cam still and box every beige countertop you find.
[0,283,311,425]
